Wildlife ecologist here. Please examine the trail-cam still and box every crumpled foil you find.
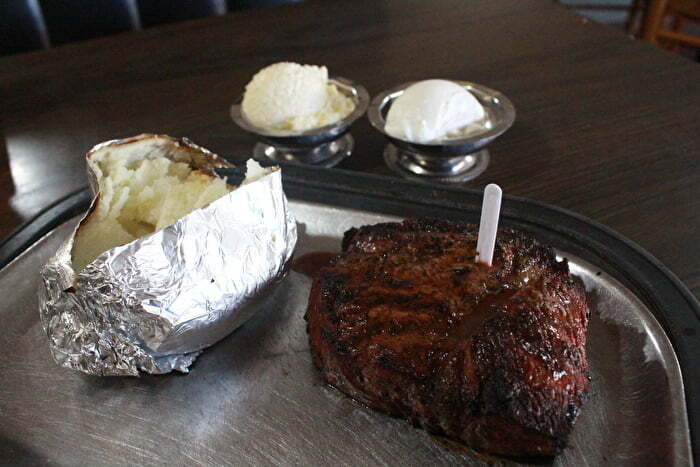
[38,134,297,376]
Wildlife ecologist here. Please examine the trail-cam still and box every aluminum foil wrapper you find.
[38,134,297,376]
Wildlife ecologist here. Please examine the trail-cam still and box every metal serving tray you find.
[0,195,694,466]
[0,166,698,465]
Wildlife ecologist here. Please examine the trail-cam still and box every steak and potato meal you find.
[39,132,590,460]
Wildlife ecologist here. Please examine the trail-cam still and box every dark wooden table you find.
[1,0,699,297]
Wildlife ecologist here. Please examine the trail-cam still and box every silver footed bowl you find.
[231,77,369,168]
[368,81,516,183]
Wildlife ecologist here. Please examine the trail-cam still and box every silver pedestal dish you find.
[231,77,369,168]
[368,81,515,183]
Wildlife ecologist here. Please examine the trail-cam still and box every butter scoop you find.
[385,79,485,144]
[241,62,355,132]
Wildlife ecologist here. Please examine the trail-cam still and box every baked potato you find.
[38,134,297,376]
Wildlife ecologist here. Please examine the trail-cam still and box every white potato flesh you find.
[71,152,239,273]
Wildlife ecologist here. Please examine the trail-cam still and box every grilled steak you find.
[305,219,589,458]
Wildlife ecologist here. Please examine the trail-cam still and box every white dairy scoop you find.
[384,79,485,144]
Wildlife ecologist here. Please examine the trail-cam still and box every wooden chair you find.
[627,0,650,35]
[643,0,700,50]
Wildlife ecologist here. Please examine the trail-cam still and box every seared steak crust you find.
[305,219,589,457]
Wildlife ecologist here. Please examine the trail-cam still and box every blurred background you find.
[2,0,698,60]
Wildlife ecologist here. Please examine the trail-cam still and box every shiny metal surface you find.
[368,81,515,182]
[0,201,691,465]
[383,145,490,184]
[253,134,354,169]
[231,77,369,166]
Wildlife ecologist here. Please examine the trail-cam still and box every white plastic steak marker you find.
[475,183,503,266]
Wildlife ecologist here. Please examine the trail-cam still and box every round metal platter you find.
[0,169,696,465]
